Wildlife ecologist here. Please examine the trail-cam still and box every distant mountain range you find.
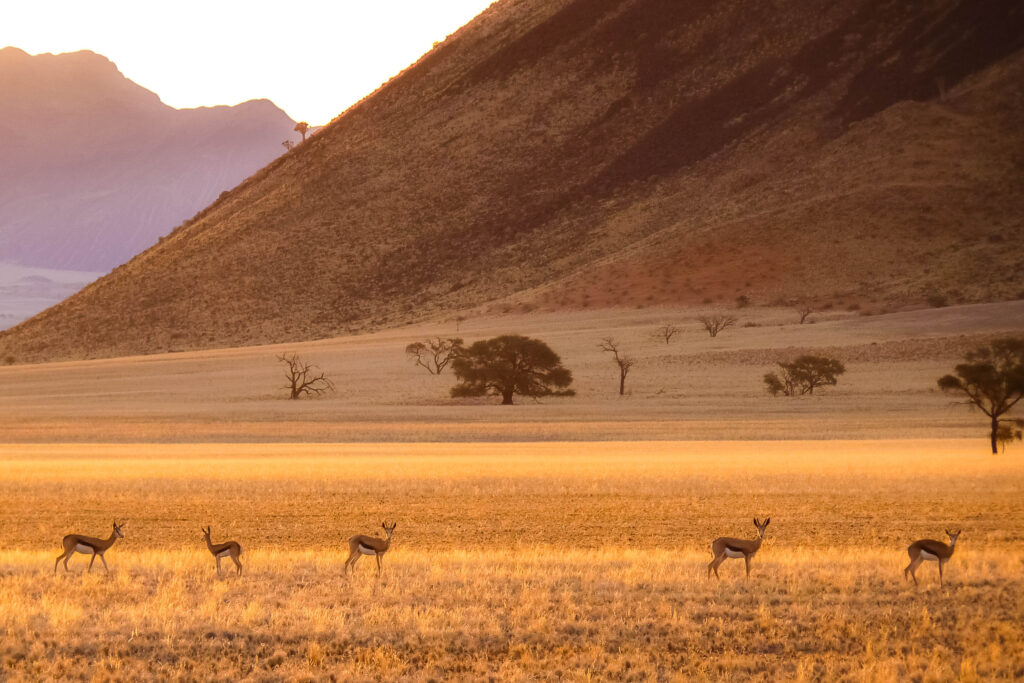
[0,47,297,272]
[2,0,1023,362]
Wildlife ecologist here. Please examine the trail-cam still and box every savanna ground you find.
[1,441,1022,681]
[1,304,1023,680]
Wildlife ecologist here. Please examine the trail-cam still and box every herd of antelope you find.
[53,518,963,586]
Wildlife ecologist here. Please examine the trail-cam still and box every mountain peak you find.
[0,47,297,289]
[1,0,1022,362]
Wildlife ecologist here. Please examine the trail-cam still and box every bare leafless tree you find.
[405,337,464,375]
[698,313,737,338]
[599,337,636,396]
[278,353,334,399]
[652,324,681,345]
[281,140,294,151]
[796,306,814,324]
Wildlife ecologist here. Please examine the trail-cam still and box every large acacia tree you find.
[938,338,1024,454]
[450,335,574,405]
[764,355,846,396]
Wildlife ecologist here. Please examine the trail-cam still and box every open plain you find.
[2,302,1023,443]
[1,304,1023,680]
[1,441,1023,680]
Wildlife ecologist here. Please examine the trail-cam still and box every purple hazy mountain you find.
[0,47,297,271]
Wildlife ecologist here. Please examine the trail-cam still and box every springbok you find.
[905,529,961,586]
[345,521,396,576]
[202,526,243,576]
[55,521,125,574]
[708,517,770,579]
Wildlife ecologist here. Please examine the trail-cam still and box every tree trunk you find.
[991,416,1000,454]
[619,371,625,396]
[501,390,514,405]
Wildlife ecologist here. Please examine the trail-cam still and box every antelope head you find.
[382,521,397,540]
[754,517,770,539]
[113,521,126,539]
[945,528,962,547]
[201,526,211,541]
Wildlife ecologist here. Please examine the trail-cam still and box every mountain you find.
[2,0,1023,363]
[0,47,297,272]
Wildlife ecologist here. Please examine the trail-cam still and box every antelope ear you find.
[765,518,770,526]
[382,522,387,530]
[753,518,759,527]
[945,528,951,535]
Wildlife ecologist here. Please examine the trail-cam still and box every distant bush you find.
[764,356,846,397]
[925,292,948,308]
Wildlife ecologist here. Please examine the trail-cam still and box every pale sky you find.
[1,0,496,124]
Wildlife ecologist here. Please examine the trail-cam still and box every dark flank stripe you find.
[725,544,746,554]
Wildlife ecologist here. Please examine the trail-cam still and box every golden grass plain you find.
[1,441,1022,680]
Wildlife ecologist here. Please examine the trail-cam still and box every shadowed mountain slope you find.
[2,0,1023,362]
[0,48,297,271]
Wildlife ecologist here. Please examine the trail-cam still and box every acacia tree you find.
[698,313,737,338]
[278,353,334,399]
[598,337,636,396]
[450,335,574,405]
[294,121,310,142]
[405,337,464,375]
[653,324,681,345]
[938,338,1024,454]
[764,356,846,396]
[796,306,814,324]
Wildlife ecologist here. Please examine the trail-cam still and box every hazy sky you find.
[2,0,495,124]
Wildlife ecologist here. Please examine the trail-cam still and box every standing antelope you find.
[905,529,961,586]
[708,517,770,579]
[345,521,397,576]
[54,521,125,574]
[202,526,243,576]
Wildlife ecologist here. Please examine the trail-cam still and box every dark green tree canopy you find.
[764,355,846,396]
[938,337,1024,453]
[450,335,575,405]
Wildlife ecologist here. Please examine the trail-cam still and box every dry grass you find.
[1,440,1022,680]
